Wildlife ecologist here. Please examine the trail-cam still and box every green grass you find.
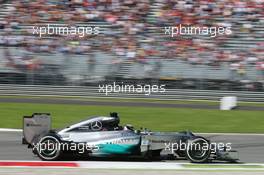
[0,102,264,133]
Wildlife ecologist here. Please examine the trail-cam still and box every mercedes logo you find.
[91,120,102,131]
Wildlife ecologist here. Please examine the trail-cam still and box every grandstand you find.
[0,0,263,91]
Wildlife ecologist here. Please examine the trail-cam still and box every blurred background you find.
[0,0,263,91]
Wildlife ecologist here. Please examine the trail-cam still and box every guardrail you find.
[0,84,263,102]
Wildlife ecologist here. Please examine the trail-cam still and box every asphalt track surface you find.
[1,132,264,163]
[0,97,263,110]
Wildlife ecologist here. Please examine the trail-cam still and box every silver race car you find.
[22,113,238,163]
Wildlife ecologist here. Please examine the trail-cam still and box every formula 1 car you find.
[22,113,238,163]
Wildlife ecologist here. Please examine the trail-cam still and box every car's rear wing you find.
[22,113,51,145]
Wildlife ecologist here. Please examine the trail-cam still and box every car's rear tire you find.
[36,134,62,161]
[185,137,211,163]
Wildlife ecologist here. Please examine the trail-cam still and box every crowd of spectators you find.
[0,0,263,81]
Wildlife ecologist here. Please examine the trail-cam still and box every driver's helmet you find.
[106,112,120,129]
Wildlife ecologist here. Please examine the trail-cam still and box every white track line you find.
[0,128,22,132]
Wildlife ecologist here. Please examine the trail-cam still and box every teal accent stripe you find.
[98,144,138,154]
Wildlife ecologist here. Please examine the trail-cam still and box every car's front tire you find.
[185,137,211,163]
[35,134,62,161]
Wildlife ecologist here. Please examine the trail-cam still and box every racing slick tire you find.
[35,134,63,161]
[185,137,211,163]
